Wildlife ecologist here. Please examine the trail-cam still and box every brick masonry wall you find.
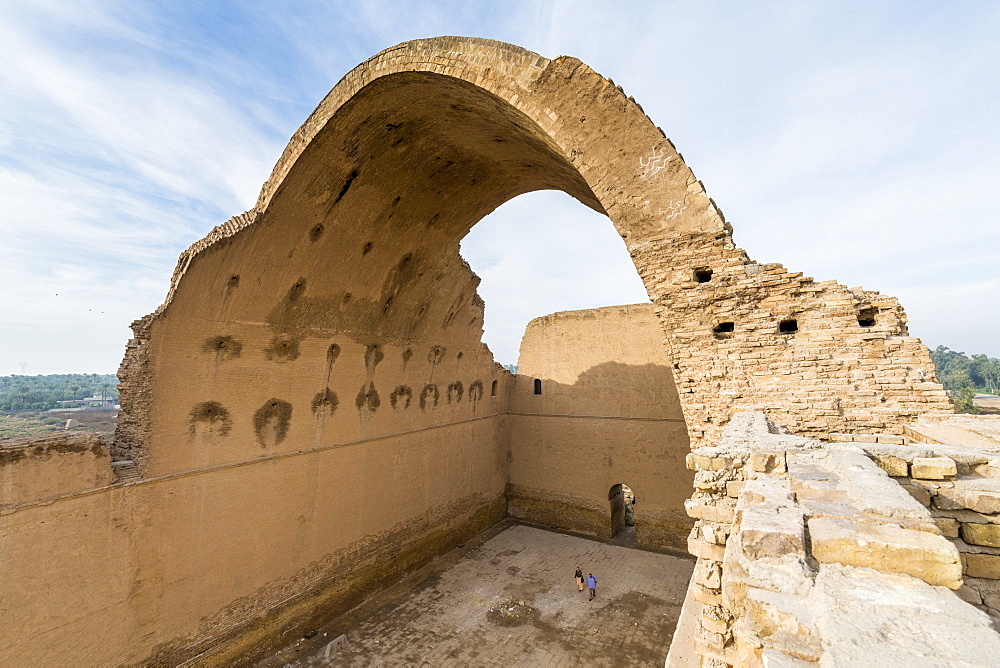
[635,228,954,448]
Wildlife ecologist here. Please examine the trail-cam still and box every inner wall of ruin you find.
[2,37,956,665]
[509,304,693,549]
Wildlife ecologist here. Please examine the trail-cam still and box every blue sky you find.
[1,0,998,374]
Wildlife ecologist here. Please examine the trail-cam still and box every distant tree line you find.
[0,374,119,412]
[929,346,1000,414]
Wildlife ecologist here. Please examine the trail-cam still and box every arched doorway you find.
[609,483,636,543]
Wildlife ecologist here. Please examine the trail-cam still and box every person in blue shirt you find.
[587,573,598,600]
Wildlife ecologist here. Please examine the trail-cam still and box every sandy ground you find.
[262,523,694,667]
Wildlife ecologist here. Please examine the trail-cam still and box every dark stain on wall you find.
[355,382,380,412]
[326,343,341,368]
[204,336,243,361]
[288,278,307,303]
[469,380,484,402]
[309,223,325,242]
[390,385,412,409]
[447,381,464,403]
[420,384,439,410]
[265,335,301,362]
[333,169,358,205]
[253,399,291,447]
[428,346,446,365]
[226,274,240,289]
[364,344,384,371]
[311,388,339,416]
[379,252,420,319]
[402,348,413,367]
[188,401,232,437]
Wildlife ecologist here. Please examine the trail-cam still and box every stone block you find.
[694,559,722,589]
[693,637,735,664]
[807,516,962,589]
[793,487,850,503]
[737,478,795,509]
[692,583,721,606]
[961,523,1000,548]
[898,482,931,507]
[687,452,732,471]
[750,451,786,473]
[700,606,730,634]
[739,506,806,562]
[702,522,729,545]
[875,434,906,445]
[745,588,822,662]
[685,498,736,524]
[963,553,1000,579]
[956,584,983,605]
[911,456,957,480]
[827,433,855,442]
[965,576,1000,612]
[933,517,960,538]
[871,453,908,477]
[935,487,1000,514]
[726,481,745,498]
[688,532,726,561]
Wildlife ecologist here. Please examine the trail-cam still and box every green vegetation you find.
[0,374,118,412]
[929,347,1000,414]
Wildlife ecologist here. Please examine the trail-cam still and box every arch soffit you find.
[158,37,729,319]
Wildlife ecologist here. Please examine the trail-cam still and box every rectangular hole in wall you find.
[779,319,798,334]
[858,308,876,327]
[713,322,734,339]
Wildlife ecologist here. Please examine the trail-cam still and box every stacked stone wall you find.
[840,434,1000,616]
[681,411,1000,666]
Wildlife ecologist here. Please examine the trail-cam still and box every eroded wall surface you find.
[509,304,693,549]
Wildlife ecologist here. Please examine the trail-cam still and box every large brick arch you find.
[116,36,948,475]
[113,37,728,474]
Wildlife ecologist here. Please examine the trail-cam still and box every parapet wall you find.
[680,412,1000,666]
[0,433,113,508]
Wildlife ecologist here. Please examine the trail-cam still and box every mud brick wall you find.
[0,433,113,508]
[682,412,1000,667]
[509,304,693,550]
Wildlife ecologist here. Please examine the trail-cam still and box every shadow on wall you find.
[506,360,693,552]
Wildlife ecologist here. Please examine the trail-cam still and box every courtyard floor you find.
[262,522,694,667]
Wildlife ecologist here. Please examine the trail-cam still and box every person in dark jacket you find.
[575,567,584,592]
